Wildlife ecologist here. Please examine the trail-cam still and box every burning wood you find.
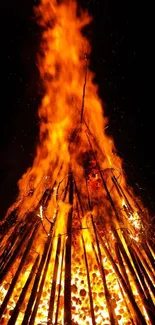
[0,1,155,325]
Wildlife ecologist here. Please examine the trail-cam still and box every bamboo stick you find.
[113,229,154,324]
[92,242,116,325]
[54,239,65,325]
[125,186,143,212]
[29,238,53,325]
[64,172,73,325]
[117,277,135,325]
[0,221,25,272]
[90,213,116,325]
[48,236,61,325]
[115,243,132,291]
[131,248,155,312]
[0,224,38,319]
[21,225,53,325]
[82,235,96,325]
[141,242,155,275]
[111,175,123,198]
[0,224,34,286]
[7,255,39,325]
[96,229,147,325]
[112,176,133,212]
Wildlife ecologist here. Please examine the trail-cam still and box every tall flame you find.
[16,0,122,213]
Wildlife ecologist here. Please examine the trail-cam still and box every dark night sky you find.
[0,0,154,218]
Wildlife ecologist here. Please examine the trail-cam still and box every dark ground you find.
[0,0,154,219]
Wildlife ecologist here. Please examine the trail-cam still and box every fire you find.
[0,1,155,325]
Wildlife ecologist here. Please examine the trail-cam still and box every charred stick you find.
[29,239,53,325]
[117,277,135,325]
[64,173,73,325]
[125,186,143,212]
[82,236,96,325]
[114,230,154,324]
[0,221,27,272]
[0,223,35,285]
[21,225,53,325]
[48,236,61,325]
[111,175,123,198]
[54,239,65,325]
[127,247,155,323]
[113,228,151,298]
[115,243,132,291]
[112,176,133,212]
[92,242,116,325]
[97,229,147,325]
[0,224,38,318]
[141,242,155,275]
[131,248,155,312]
[133,246,155,295]
[90,216,116,325]
[7,255,39,325]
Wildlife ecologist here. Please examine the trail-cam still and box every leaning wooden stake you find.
[96,228,147,325]
[64,172,73,325]
[0,224,31,281]
[48,236,61,325]
[0,224,38,319]
[29,238,53,325]
[21,223,54,325]
[7,255,39,325]
[82,235,96,325]
[54,239,65,325]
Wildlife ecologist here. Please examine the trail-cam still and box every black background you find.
[0,0,154,219]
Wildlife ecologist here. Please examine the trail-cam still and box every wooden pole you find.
[64,172,73,325]
[54,239,65,325]
[48,236,61,325]
[7,255,39,325]
[29,239,53,325]
[21,224,53,325]
[0,223,36,286]
[82,236,96,325]
[97,229,147,325]
[0,224,38,319]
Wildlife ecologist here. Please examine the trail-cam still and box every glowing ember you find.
[0,1,155,325]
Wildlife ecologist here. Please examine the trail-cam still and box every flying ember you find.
[0,1,155,325]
